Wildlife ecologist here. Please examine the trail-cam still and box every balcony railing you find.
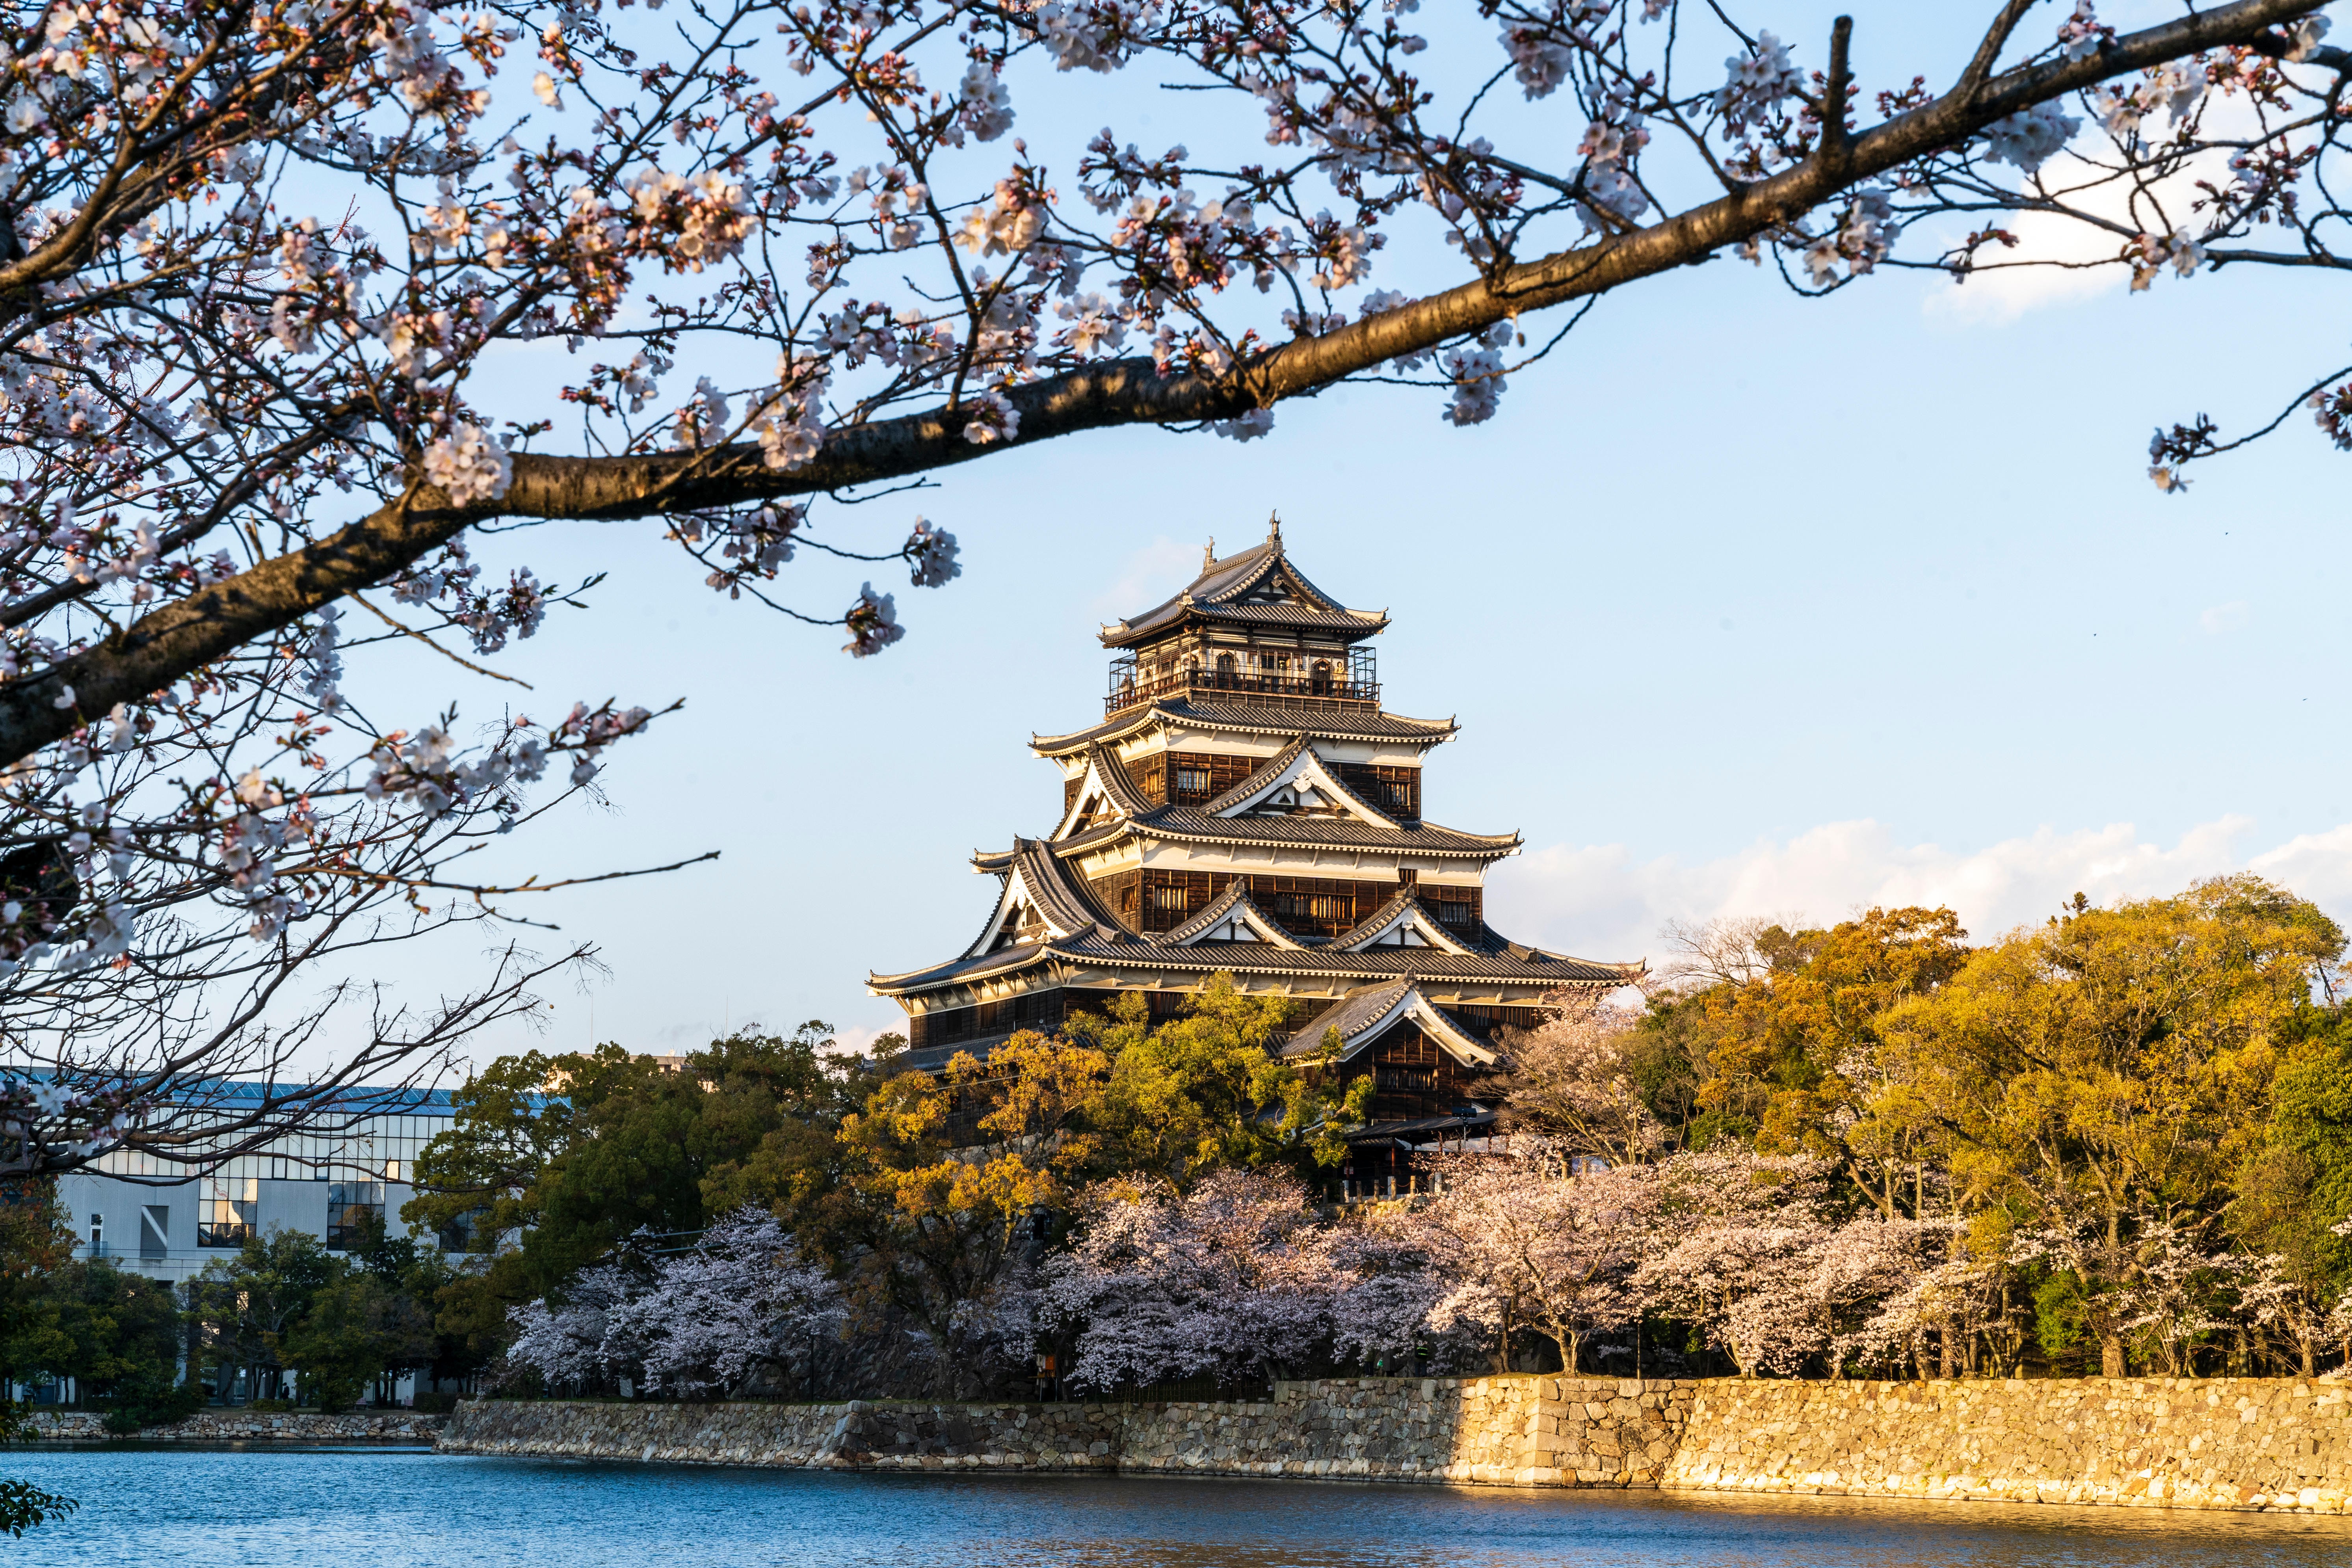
[1106,667,1380,718]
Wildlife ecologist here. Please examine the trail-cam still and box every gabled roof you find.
[1032,698,1456,757]
[1153,881,1307,949]
[1284,980,1500,1067]
[1101,520,1389,650]
[1327,886,1481,956]
[1050,744,1159,838]
[952,838,1120,962]
[1203,736,1404,828]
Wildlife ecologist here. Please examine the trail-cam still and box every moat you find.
[13,1445,2352,1568]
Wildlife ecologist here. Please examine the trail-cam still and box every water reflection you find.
[10,1445,2350,1568]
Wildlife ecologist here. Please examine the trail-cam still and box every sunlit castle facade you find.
[869,519,1643,1140]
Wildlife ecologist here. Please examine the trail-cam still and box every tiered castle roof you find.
[867,521,1641,1116]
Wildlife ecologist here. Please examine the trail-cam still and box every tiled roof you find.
[1199,733,1313,816]
[870,919,1640,994]
[1282,980,1500,1065]
[868,940,1062,993]
[1102,527,1387,649]
[1051,808,1519,861]
[1198,736,1407,829]
[868,931,1637,996]
[1082,744,1158,819]
[1287,980,1414,1055]
[1320,886,1477,957]
[1152,880,1305,949]
[1032,698,1457,756]
[1012,837,1116,935]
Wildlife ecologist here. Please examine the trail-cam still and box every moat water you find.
[13,1444,2352,1567]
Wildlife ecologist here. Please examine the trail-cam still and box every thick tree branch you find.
[0,0,2324,769]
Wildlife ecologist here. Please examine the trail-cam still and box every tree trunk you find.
[2101,1334,2125,1377]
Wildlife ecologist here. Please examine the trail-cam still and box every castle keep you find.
[868,521,1640,1136]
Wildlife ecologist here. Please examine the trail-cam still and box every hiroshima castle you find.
[868,519,1642,1135]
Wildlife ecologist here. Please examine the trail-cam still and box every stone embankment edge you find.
[437,1377,1690,1488]
[436,1374,2352,1515]
[31,1410,450,1443]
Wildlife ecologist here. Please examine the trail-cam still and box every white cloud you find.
[1919,87,2260,327]
[1091,536,1204,619]
[1483,814,2349,968]
[828,1022,897,1058]
[1922,206,2125,327]
[2200,600,2248,634]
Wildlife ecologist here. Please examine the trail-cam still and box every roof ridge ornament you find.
[1268,512,1281,541]
[1203,538,1215,572]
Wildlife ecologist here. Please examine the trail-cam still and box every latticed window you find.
[327,1182,385,1251]
[1152,884,1191,911]
[199,1177,256,1248]
[1174,766,1209,796]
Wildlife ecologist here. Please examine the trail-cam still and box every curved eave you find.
[1051,814,1521,862]
[1099,604,1389,649]
[1041,937,1640,987]
[867,941,1060,997]
[1030,700,1459,757]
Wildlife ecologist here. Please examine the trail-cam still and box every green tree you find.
[1881,876,2344,1374]
[406,1024,865,1369]
[188,1229,340,1403]
[280,1270,437,1412]
[1682,906,1973,1210]
[0,1183,70,1393]
[0,1189,74,1536]
[43,1261,181,1397]
[1075,976,1363,1188]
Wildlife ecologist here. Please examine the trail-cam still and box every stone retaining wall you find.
[439,1376,1696,1486]
[1661,1377,2352,1514]
[438,1375,2352,1512]
[30,1409,448,1443]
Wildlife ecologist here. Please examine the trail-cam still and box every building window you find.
[327,1182,385,1251]
[1174,766,1209,796]
[1151,884,1191,912]
[199,1178,257,1248]
[437,1208,485,1254]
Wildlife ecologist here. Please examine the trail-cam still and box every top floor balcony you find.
[1106,644,1379,718]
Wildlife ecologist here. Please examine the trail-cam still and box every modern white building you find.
[56,1081,460,1283]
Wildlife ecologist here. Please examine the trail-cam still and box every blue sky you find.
[309,3,2352,1071]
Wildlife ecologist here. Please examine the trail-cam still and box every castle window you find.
[1175,766,1209,796]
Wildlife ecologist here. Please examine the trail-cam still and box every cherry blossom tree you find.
[503,1204,843,1395]
[1407,1154,1652,1373]
[1497,1000,1664,1167]
[1636,1149,1838,1375]
[503,1259,639,1389]
[11,0,2341,1181]
[1041,1168,1354,1389]
[615,1207,843,1396]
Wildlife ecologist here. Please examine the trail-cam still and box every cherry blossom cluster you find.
[504,1206,844,1395]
